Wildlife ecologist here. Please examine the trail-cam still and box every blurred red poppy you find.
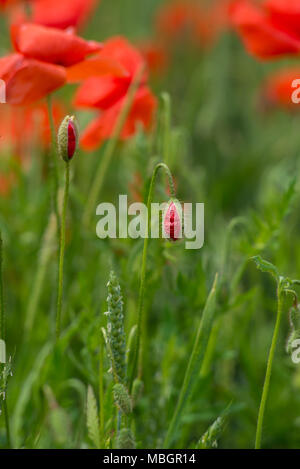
[73,36,156,150]
[0,99,64,151]
[155,0,229,49]
[262,67,300,109]
[11,23,102,66]
[31,0,99,30]
[0,99,65,194]
[265,0,300,36]
[80,87,157,151]
[74,36,145,110]
[138,40,169,76]
[0,23,104,105]
[0,53,66,105]
[230,0,300,59]
[1,0,100,30]
[0,0,18,8]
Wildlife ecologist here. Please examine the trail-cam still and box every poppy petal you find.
[31,0,98,30]
[0,54,66,105]
[230,0,300,59]
[80,87,157,150]
[73,76,130,110]
[12,23,102,66]
[66,55,129,83]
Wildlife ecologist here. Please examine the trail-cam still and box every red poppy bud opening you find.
[57,115,79,162]
[67,120,77,159]
[163,199,183,242]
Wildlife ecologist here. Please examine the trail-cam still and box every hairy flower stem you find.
[255,285,284,449]
[0,235,11,448]
[99,336,104,446]
[83,65,145,227]
[56,162,70,339]
[129,163,176,391]
[47,95,60,232]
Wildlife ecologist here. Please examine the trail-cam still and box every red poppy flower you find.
[80,87,157,151]
[230,0,300,59]
[2,0,99,30]
[0,53,66,105]
[262,67,300,109]
[11,23,102,66]
[265,0,300,36]
[73,36,145,110]
[31,0,99,30]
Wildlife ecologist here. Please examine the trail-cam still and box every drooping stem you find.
[0,235,11,448]
[255,285,284,449]
[83,65,145,227]
[47,95,60,231]
[56,162,70,339]
[129,162,176,390]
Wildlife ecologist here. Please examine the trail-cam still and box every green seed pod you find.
[113,383,132,415]
[116,428,136,449]
[132,378,143,407]
[105,271,126,383]
[57,115,79,162]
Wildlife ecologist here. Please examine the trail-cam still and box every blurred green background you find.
[1,0,300,449]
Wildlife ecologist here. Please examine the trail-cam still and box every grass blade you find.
[164,273,219,448]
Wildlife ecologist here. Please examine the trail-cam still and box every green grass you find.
[1,0,300,449]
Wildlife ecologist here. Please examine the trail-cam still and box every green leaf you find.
[86,385,100,449]
[251,255,279,280]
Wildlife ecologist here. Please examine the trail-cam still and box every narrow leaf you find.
[86,385,100,449]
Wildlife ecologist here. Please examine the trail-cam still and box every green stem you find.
[47,95,60,232]
[164,274,219,448]
[83,65,145,227]
[3,399,11,448]
[0,235,11,448]
[25,213,57,335]
[255,285,284,449]
[56,162,70,339]
[99,336,104,447]
[0,236,4,341]
[160,92,171,166]
[129,163,175,390]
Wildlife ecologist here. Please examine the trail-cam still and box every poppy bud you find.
[163,198,183,242]
[57,115,79,162]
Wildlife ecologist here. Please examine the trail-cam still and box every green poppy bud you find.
[57,115,79,162]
